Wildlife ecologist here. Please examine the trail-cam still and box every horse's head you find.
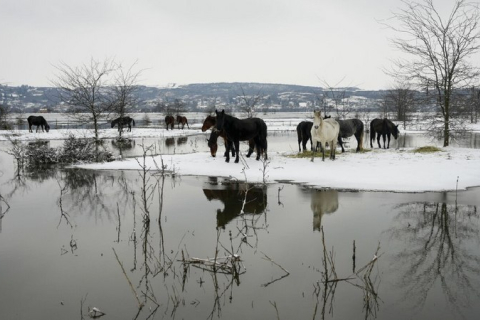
[45,123,50,132]
[111,121,115,128]
[215,109,225,131]
[312,110,322,130]
[392,124,400,139]
[207,131,219,157]
[202,115,216,132]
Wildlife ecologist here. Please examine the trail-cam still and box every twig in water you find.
[112,247,144,309]
[269,300,281,320]
[261,252,290,287]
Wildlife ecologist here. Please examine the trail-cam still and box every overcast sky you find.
[0,0,470,90]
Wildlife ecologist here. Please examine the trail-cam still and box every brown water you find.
[1,134,480,320]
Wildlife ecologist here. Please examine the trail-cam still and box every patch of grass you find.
[287,150,336,158]
[288,148,371,158]
[413,146,442,153]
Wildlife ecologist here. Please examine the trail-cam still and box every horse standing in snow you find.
[310,110,340,162]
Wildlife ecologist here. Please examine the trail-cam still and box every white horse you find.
[310,110,340,161]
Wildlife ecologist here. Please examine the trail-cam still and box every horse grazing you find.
[165,115,175,130]
[297,121,313,152]
[370,118,399,149]
[203,115,249,158]
[111,116,135,132]
[207,128,255,158]
[215,110,268,163]
[336,119,364,152]
[27,116,50,133]
[310,110,340,161]
[203,116,235,158]
[176,115,189,129]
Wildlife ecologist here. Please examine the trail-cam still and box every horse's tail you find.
[369,121,375,143]
[258,120,268,157]
[297,123,302,143]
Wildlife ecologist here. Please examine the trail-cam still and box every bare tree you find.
[52,58,118,142]
[0,103,11,130]
[384,83,418,129]
[319,78,355,119]
[385,0,480,146]
[110,62,142,138]
[111,62,141,119]
[238,85,263,118]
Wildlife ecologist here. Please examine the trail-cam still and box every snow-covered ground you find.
[1,119,480,193]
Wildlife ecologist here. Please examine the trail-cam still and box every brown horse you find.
[165,115,175,130]
[176,115,189,129]
[207,128,256,158]
[201,115,216,132]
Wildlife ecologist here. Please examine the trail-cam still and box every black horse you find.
[215,110,268,163]
[297,121,313,152]
[111,116,135,132]
[27,116,50,133]
[336,119,364,152]
[370,118,399,149]
[165,115,175,130]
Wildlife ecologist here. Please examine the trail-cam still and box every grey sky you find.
[0,0,471,90]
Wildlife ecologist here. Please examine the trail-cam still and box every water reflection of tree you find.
[386,201,480,316]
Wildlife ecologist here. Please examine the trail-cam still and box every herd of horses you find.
[26,111,399,163]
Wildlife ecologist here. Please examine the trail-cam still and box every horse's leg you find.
[377,134,382,149]
[253,138,260,160]
[355,132,361,152]
[263,138,268,160]
[382,134,387,149]
[234,140,240,163]
[322,141,326,161]
[311,141,318,162]
[225,140,231,163]
[387,134,391,149]
[298,132,302,152]
[338,136,344,153]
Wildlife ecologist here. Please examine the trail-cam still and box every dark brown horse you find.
[202,115,235,157]
[370,118,399,149]
[201,115,216,132]
[207,128,256,158]
[165,115,175,130]
[111,116,135,132]
[176,115,189,129]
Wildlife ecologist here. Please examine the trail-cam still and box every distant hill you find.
[0,82,387,113]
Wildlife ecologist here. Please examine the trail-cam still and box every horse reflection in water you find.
[310,189,339,231]
[177,136,188,145]
[203,182,267,228]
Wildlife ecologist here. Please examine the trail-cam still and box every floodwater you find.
[1,131,480,320]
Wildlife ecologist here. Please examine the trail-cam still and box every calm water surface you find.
[1,132,480,320]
